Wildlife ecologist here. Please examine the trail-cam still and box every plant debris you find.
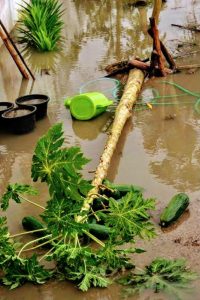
[118,258,198,299]
[0,123,156,291]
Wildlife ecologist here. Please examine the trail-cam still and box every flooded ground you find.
[1,0,200,299]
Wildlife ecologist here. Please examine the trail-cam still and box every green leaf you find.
[17,0,64,51]
[101,191,156,242]
[1,184,38,210]
[78,267,110,291]
[41,197,86,237]
[2,255,53,288]
[119,258,198,299]
[31,123,92,204]
[0,217,16,265]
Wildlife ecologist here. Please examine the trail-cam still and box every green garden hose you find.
[135,81,200,113]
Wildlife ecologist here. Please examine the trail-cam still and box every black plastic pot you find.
[16,94,50,120]
[2,105,37,134]
[0,102,14,124]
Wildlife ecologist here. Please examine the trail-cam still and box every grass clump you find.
[18,0,64,52]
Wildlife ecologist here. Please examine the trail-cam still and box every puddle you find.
[1,0,200,299]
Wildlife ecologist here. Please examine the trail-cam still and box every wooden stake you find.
[0,20,35,80]
[0,26,30,79]
[150,17,166,76]
[148,28,176,69]
[152,0,162,24]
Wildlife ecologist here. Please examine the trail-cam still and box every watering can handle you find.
[96,100,113,108]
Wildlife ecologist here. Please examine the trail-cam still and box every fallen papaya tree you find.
[80,69,145,216]
[0,1,198,297]
[0,123,197,298]
[0,61,197,294]
[0,123,157,290]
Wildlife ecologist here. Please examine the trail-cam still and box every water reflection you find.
[0,117,52,195]
[72,112,113,140]
[136,79,200,191]
[22,48,64,74]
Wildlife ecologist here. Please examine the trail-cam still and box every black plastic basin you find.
[2,105,37,134]
[0,102,14,123]
[16,94,50,120]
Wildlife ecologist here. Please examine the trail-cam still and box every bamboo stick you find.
[0,26,29,79]
[80,69,145,214]
[0,20,35,80]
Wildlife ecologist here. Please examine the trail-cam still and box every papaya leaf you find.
[78,267,110,291]
[100,191,156,242]
[2,255,53,289]
[0,217,16,266]
[41,198,87,237]
[119,258,198,300]
[31,123,92,203]
[1,184,38,210]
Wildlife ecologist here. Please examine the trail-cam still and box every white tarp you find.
[0,0,18,31]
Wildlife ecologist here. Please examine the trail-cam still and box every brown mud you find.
[1,0,200,299]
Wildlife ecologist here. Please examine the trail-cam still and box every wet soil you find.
[1,0,200,299]
[20,99,47,105]
[0,106,9,111]
[4,109,33,118]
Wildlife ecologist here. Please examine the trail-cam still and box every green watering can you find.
[64,92,113,121]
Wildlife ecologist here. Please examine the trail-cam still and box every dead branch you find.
[171,24,200,32]
[177,64,200,70]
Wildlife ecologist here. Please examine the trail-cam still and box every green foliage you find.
[0,123,196,293]
[41,198,87,237]
[2,254,52,289]
[32,123,91,202]
[99,191,156,242]
[119,258,198,299]
[52,243,110,291]
[18,0,64,51]
[0,217,16,265]
[0,217,52,289]
[1,184,38,210]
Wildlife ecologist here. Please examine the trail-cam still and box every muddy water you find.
[1,0,200,299]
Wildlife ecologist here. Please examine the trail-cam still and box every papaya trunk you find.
[79,69,145,216]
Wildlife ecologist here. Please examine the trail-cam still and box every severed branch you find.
[176,64,200,70]
[171,23,200,33]
[105,58,149,77]
[129,59,150,71]
[105,60,129,74]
